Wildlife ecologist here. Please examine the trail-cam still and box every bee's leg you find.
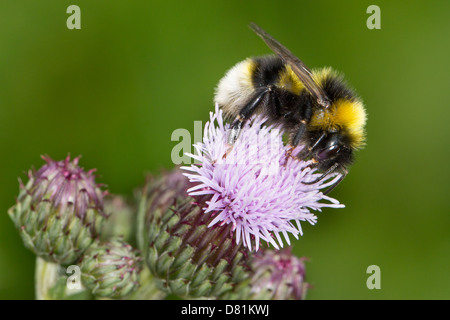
[229,88,270,144]
[303,163,347,194]
[228,121,243,145]
[323,171,346,195]
[304,162,339,185]
[291,98,313,147]
[295,131,327,161]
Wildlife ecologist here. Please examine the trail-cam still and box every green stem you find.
[35,257,92,300]
[35,257,60,300]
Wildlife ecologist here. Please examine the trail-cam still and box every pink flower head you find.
[182,105,344,251]
[250,248,309,300]
[31,154,106,221]
[9,154,108,264]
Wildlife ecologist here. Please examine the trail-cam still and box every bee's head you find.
[313,132,353,171]
[316,132,341,162]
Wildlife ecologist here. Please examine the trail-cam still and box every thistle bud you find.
[101,195,136,244]
[8,155,107,265]
[249,248,309,300]
[135,167,188,254]
[80,238,141,299]
[138,168,252,299]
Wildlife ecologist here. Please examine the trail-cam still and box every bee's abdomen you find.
[214,58,258,119]
[214,55,308,123]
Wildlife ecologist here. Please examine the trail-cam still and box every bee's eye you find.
[317,144,340,161]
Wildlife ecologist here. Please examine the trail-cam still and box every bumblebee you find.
[214,23,367,193]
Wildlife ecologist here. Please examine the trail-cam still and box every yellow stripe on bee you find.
[335,99,367,148]
[277,64,305,95]
[311,67,367,148]
[310,99,367,149]
[244,59,257,85]
[312,66,335,85]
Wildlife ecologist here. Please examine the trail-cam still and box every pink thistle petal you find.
[182,105,344,251]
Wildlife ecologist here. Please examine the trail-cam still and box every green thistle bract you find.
[8,155,107,265]
[80,238,141,299]
[138,168,253,299]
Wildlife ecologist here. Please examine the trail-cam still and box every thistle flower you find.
[80,238,141,299]
[8,155,107,264]
[249,248,308,300]
[138,169,252,299]
[182,105,344,251]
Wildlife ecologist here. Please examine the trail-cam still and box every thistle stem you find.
[35,257,60,300]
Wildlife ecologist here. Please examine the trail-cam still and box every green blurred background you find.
[1,0,449,299]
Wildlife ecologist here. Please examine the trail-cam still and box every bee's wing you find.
[249,22,331,108]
